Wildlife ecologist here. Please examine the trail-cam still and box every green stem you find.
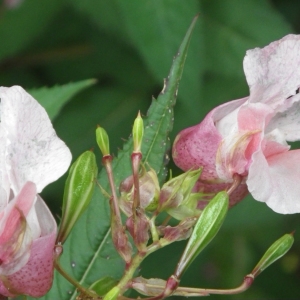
[117,252,146,293]
[54,258,99,299]
[149,215,159,242]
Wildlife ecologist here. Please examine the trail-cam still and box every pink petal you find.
[216,103,271,180]
[244,35,300,108]
[0,197,57,297]
[173,97,247,181]
[247,149,300,214]
[0,86,72,194]
[0,182,37,276]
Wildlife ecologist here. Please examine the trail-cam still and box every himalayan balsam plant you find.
[0,16,297,300]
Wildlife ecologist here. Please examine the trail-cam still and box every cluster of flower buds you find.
[96,113,207,258]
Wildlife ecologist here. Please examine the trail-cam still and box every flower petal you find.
[216,103,271,180]
[0,86,72,194]
[265,95,300,142]
[244,34,300,107]
[0,128,9,211]
[247,149,300,214]
[0,182,37,276]
[0,197,56,297]
[173,97,247,181]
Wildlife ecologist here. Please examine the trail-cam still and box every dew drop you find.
[71,262,76,268]
[68,291,72,295]
[106,256,110,260]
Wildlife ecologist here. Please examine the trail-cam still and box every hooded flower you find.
[0,86,72,296]
[173,34,300,214]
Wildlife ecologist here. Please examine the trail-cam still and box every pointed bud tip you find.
[96,126,110,156]
[133,111,144,152]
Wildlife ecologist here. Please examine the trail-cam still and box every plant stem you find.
[131,152,143,249]
[54,258,99,299]
[103,155,122,222]
[117,252,146,294]
[132,274,254,298]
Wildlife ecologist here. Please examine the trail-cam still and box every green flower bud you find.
[159,168,202,213]
[133,111,144,153]
[174,191,229,278]
[252,233,294,277]
[56,150,98,244]
[89,276,118,297]
[96,126,110,156]
[103,286,120,300]
[166,192,202,220]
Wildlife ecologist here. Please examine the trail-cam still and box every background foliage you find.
[1,0,300,299]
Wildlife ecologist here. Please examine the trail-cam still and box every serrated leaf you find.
[36,16,198,300]
[29,79,96,120]
[69,0,204,136]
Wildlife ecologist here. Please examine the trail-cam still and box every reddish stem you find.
[131,152,143,248]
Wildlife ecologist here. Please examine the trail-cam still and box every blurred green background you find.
[1,0,300,299]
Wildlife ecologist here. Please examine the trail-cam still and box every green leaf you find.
[175,191,229,278]
[29,79,96,120]
[142,15,199,181]
[68,0,204,135]
[37,16,198,300]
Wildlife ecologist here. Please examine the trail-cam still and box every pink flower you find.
[0,86,72,297]
[173,34,300,214]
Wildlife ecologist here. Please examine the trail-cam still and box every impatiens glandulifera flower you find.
[173,34,300,214]
[0,86,72,297]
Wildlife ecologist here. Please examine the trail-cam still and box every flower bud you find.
[56,151,98,244]
[251,233,294,277]
[159,217,196,243]
[111,217,132,263]
[96,126,110,156]
[103,286,120,300]
[133,111,144,153]
[119,168,160,214]
[126,209,150,248]
[89,276,118,297]
[175,191,228,278]
[158,169,202,214]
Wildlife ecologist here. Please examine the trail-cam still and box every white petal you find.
[247,149,300,214]
[0,86,72,194]
[244,34,300,107]
[0,126,9,209]
[265,94,300,142]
